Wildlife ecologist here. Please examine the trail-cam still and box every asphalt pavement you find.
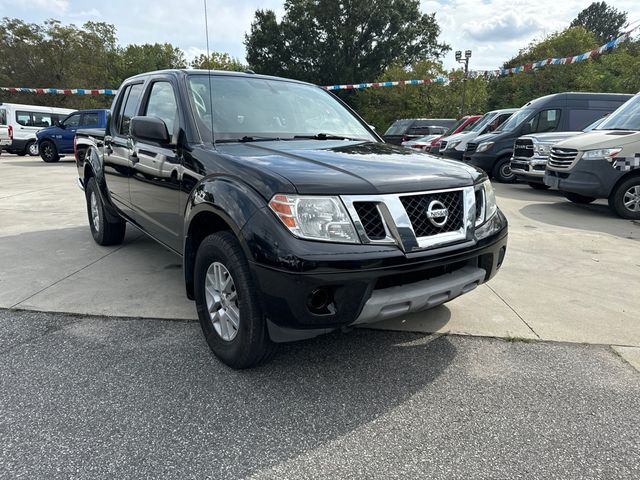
[1,308,639,479]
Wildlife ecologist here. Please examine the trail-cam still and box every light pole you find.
[455,50,472,116]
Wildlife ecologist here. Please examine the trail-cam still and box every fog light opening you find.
[307,288,334,315]
[497,246,506,269]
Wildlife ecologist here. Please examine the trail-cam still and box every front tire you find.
[564,192,596,204]
[40,141,59,163]
[493,158,517,183]
[194,231,276,369]
[85,177,126,245]
[608,177,640,220]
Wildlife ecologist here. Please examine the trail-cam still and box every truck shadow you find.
[11,313,456,478]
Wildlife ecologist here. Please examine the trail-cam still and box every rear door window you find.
[118,83,144,136]
[0,109,7,125]
[81,112,100,127]
[528,109,561,133]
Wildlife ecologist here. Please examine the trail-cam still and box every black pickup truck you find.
[75,69,508,368]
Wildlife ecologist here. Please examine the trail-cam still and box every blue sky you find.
[1,0,636,80]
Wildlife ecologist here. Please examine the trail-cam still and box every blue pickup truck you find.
[36,109,108,162]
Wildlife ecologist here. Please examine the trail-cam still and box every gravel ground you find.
[0,309,639,479]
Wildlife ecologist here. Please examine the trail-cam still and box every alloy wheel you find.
[623,185,640,212]
[204,262,240,341]
[90,192,100,232]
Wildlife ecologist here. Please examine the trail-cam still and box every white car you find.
[439,108,517,160]
[401,134,442,152]
[0,103,74,156]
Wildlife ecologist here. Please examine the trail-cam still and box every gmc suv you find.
[75,70,508,368]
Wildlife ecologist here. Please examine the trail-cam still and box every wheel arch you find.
[183,177,266,300]
[609,168,640,197]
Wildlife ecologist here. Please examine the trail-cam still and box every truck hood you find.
[35,126,61,139]
[554,130,640,150]
[215,140,483,196]
[442,131,478,143]
[520,131,583,144]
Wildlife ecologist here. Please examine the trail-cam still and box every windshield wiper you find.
[292,133,366,141]
[216,136,282,144]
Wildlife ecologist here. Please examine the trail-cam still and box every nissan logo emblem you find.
[426,200,449,227]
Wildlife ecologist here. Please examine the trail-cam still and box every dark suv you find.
[75,70,507,368]
[383,118,456,145]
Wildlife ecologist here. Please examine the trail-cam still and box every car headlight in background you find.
[269,194,359,243]
[476,141,494,153]
[447,140,461,150]
[582,147,622,161]
[474,180,498,226]
[535,144,551,156]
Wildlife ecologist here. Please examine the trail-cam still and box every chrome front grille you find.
[548,147,578,169]
[353,202,386,240]
[400,191,464,237]
[342,187,475,252]
[514,138,534,158]
[465,142,478,154]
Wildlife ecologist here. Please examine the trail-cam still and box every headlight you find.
[476,141,494,153]
[447,140,461,150]
[582,148,622,161]
[475,180,498,226]
[269,194,359,243]
[535,144,551,156]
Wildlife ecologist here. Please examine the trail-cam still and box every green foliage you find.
[570,1,627,44]
[190,52,247,71]
[119,43,187,79]
[487,27,600,109]
[352,61,487,132]
[244,0,449,85]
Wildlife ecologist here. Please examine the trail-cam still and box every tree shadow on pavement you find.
[0,313,455,479]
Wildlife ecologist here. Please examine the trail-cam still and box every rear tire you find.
[564,192,596,204]
[608,177,640,220]
[85,177,126,246]
[528,182,550,190]
[194,231,276,369]
[493,158,517,183]
[40,141,59,163]
[27,141,38,156]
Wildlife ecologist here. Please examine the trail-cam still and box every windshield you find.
[583,116,607,132]
[596,95,640,131]
[470,112,496,133]
[443,117,466,136]
[188,75,376,142]
[384,119,412,135]
[495,108,534,132]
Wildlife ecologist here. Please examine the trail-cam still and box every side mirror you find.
[57,122,65,129]
[130,116,169,144]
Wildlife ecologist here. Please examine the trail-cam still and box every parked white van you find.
[0,103,74,156]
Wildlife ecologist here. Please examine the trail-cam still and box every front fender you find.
[184,176,267,236]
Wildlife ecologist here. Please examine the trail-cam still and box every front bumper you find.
[442,149,464,161]
[247,209,508,342]
[511,156,547,183]
[465,152,497,173]
[544,159,623,198]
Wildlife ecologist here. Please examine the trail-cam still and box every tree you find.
[570,2,627,44]
[487,27,600,109]
[244,0,449,86]
[119,43,187,79]
[353,61,488,132]
[191,52,246,71]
